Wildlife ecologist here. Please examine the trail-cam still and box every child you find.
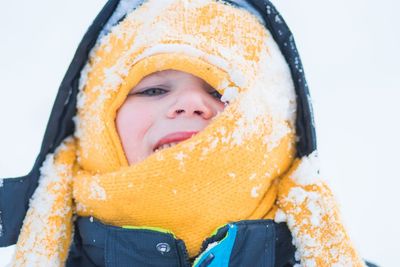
[0,0,374,266]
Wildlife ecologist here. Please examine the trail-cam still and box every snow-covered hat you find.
[74,0,297,173]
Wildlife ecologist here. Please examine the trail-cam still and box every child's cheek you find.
[118,100,156,142]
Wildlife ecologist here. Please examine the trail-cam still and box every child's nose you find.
[166,88,216,120]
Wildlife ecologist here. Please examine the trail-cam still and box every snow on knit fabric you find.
[74,0,297,173]
[275,152,366,267]
[12,138,76,266]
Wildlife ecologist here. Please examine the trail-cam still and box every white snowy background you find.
[0,0,399,266]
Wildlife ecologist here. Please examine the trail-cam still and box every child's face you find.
[116,69,226,164]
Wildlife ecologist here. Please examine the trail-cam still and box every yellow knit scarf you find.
[12,1,366,266]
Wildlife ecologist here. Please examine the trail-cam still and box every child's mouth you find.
[153,131,199,152]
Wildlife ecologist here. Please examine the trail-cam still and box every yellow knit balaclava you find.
[13,1,366,266]
[72,0,296,257]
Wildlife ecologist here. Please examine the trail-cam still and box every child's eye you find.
[136,88,168,96]
[209,90,222,100]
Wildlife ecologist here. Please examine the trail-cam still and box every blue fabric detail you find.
[194,224,238,267]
